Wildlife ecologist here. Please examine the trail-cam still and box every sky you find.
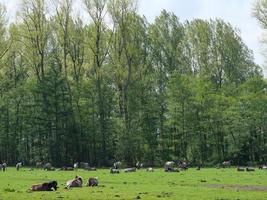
[1,0,267,77]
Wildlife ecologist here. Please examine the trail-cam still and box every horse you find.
[86,177,98,187]
[31,181,58,191]
[65,176,83,189]
[124,167,136,173]
[164,161,175,172]
[16,162,22,171]
[110,168,120,174]
[222,160,231,168]
[113,162,122,169]
[74,162,79,170]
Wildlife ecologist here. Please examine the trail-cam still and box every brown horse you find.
[86,177,98,187]
[65,176,83,189]
[31,181,58,191]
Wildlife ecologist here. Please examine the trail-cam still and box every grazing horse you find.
[31,181,58,191]
[86,177,98,187]
[65,176,83,189]
[113,162,122,169]
[222,161,231,168]
[16,162,22,171]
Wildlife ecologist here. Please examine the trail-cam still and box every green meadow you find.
[0,168,267,200]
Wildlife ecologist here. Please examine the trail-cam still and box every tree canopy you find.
[0,0,266,167]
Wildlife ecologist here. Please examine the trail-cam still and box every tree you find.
[148,10,185,161]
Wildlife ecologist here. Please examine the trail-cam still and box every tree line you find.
[0,0,266,167]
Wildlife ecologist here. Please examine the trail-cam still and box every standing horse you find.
[113,162,122,169]
[16,162,22,171]
[164,161,175,172]
[2,162,6,171]
[222,161,231,168]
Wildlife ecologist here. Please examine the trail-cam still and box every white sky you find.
[1,0,267,77]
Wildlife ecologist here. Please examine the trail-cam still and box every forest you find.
[0,0,266,167]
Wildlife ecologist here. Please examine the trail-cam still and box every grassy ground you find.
[0,168,267,200]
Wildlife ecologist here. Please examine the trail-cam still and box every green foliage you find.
[0,0,265,166]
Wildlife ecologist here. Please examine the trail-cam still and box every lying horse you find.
[31,181,58,191]
[86,177,98,187]
[237,167,245,171]
[80,162,89,170]
[87,167,97,171]
[110,168,120,174]
[124,167,136,173]
[246,167,255,172]
[259,165,267,170]
[146,167,154,172]
[65,176,83,189]
[61,166,74,171]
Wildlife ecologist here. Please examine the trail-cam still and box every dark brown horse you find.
[86,177,98,187]
[31,181,58,191]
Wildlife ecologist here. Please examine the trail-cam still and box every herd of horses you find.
[1,160,267,173]
[1,160,267,192]
[30,175,98,191]
[1,160,267,172]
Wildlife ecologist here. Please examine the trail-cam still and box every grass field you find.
[0,168,267,200]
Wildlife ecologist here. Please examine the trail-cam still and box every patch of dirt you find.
[207,184,267,192]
